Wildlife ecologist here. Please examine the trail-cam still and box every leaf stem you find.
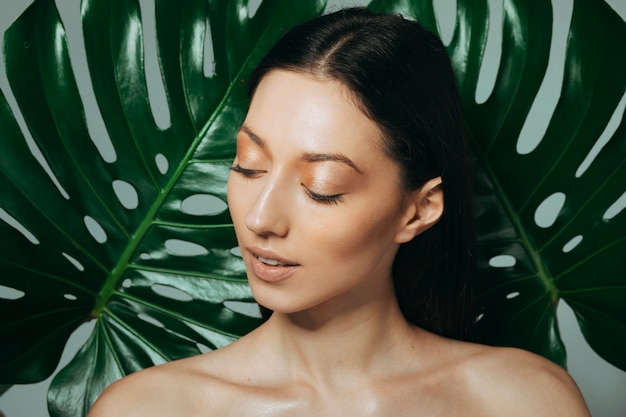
[91,182,170,317]
[91,6,289,318]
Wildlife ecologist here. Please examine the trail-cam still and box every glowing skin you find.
[227,70,431,318]
[87,70,590,417]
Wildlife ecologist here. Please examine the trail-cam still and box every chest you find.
[216,378,476,417]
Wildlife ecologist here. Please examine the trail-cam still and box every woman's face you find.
[227,70,416,315]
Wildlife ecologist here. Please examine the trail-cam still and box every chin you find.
[251,289,313,316]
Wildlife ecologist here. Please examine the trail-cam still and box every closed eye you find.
[303,187,344,205]
[230,164,264,178]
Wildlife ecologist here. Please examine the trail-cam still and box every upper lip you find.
[245,246,299,266]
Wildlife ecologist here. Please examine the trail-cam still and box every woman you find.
[89,8,590,416]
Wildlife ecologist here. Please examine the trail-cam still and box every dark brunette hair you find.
[248,7,477,341]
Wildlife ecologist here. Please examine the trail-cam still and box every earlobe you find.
[394,177,444,243]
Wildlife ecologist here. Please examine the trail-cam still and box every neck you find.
[261,289,421,391]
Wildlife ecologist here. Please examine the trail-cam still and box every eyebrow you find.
[239,124,363,174]
[240,125,266,149]
[302,153,363,174]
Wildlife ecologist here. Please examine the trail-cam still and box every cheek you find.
[302,202,401,260]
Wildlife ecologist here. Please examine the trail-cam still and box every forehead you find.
[244,70,386,157]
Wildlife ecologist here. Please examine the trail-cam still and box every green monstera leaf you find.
[0,0,624,415]
[0,0,325,415]
[371,0,626,368]
[464,0,626,369]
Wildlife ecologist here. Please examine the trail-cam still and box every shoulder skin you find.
[456,346,591,417]
[86,356,234,417]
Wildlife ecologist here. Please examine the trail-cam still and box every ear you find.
[394,176,444,244]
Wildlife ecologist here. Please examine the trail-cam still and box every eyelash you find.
[231,164,344,205]
[230,164,263,178]
[304,188,344,205]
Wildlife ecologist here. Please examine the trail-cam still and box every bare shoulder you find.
[87,352,237,417]
[88,330,279,417]
[86,366,161,417]
[455,344,591,417]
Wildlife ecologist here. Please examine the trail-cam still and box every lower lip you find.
[248,253,299,283]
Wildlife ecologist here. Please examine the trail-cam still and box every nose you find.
[244,177,289,238]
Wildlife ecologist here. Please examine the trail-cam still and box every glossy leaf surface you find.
[370,0,626,368]
[0,0,325,415]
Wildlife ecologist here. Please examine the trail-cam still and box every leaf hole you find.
[488,254,516,268]
[165,239,209,257]
[22,131,71,200]
[603,189,626,221]
[137,313,164,328]
[506,291,520,300]
[247,0,262,18]
[122,279,132,289]
[433,0,457,46]
[151,284,193,302]
[224,300,261,318]
[62,252,85,271]
[197,343,212,354]
[516,0,573,155]
[84,216,107,243]
[54,0,117,163]
[64,294,78,301]
[576,91,626,178]
[155,153,169,175]
[534,192,566,228]
[112,179,139,210]
[203,14,216,77]
[138,0,171,129]
[181,194,227,216]
[0,284,25,300]
[230,246,242,258]
[0,207,39,244]
[140,252,152,260]
[475,0,502,104]
[562,235,583,253]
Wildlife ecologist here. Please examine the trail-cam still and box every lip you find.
[245,246,300,283]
